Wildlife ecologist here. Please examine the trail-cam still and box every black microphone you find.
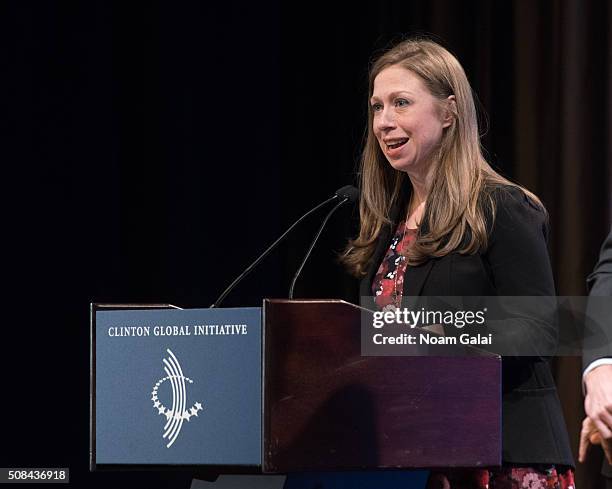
[210,185,359,308]
[288,185,359,299]
[334,185,360,203]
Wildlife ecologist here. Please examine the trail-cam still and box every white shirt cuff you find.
[583,358,612,394]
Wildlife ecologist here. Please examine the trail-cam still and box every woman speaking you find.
[343,39,575,488]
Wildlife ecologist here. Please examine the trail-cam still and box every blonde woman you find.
[343,39,574,488]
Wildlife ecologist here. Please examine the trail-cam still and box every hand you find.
[580,364,612,464]
[579,416,611,464]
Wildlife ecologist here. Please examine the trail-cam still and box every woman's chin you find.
[387,159,417,173]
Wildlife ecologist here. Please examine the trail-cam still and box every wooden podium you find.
[90,300,501,472]
[263,299,501,472]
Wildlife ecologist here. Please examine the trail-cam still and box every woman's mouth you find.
[385,138,409,150]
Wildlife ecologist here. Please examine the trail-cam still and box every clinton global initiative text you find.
[107,324,248,337]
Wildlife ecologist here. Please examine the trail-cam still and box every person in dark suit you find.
[579,230,612,487]
[342,38,574,488]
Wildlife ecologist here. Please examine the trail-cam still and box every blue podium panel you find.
[92,307,262,466]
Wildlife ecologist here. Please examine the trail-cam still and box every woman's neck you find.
[405,165,436,228]
[405,199,426,229]
[407,173,431,212]
[409,186,427,210]
[406,159,436,209]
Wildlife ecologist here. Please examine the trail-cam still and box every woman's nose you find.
[376,108,397,131]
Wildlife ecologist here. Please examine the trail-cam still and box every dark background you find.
[2,1,610,487]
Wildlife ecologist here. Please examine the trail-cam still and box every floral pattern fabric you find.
[426,466,575,489]
[372,221,417,310]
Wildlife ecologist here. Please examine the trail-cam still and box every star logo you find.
[151,349,204,448]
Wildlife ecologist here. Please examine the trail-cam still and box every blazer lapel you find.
[403,259,434,297]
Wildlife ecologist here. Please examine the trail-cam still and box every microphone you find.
[210,185,359,308]
[334,185,360,203]
[288,185,359,299]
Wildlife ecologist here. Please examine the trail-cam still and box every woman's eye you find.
[371,103,383,112]
[395,99,410,107]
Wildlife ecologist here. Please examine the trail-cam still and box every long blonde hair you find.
[342,38,543,277]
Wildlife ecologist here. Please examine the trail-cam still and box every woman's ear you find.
[442,95,457,128]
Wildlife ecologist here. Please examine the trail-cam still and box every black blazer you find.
[584,229,612,369]
[360,186,574,466]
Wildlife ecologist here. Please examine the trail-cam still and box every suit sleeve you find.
[583,229,612,369]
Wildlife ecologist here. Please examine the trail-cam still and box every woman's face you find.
[371,65,452,175]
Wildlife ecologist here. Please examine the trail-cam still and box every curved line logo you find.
[151,349,204,448]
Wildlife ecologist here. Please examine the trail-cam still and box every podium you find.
[91,300,501,471]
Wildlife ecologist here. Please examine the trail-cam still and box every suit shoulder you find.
[488,184,545,211]
[485,184,548,241]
